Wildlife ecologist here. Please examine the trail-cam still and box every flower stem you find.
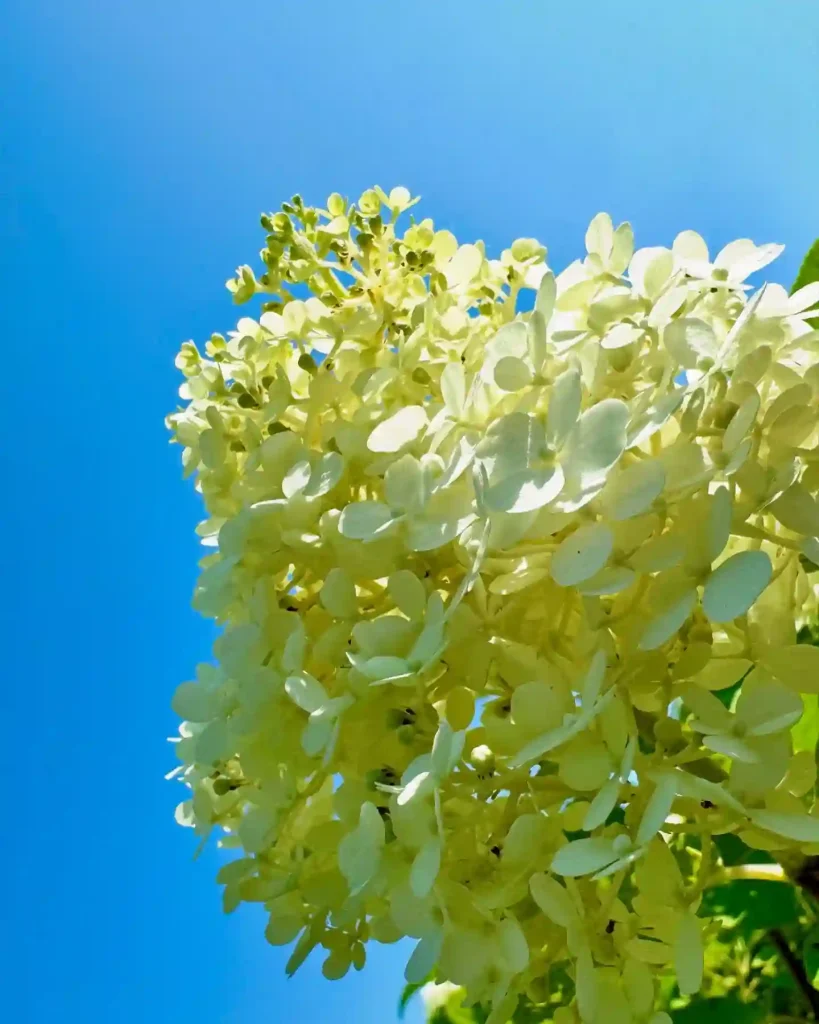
[713,863,787,884]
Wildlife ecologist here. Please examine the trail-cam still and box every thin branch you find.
[769,928,819,1020]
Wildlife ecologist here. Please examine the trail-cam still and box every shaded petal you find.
[702,550,772,622]
[600,459,665,521]
[485,465,565,514]
[551,523,614,587]
[674,911,703,997]
[636,773,678,846]
[338,501,396,540]
[751,810,819,843]
[551,837,618,877]
[529,872,576,927]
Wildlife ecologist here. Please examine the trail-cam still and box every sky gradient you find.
[3,2,819,1022]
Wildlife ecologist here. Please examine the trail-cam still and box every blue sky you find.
[2,1,818,1022]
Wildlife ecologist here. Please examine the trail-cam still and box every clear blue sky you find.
[2,2,818,1022]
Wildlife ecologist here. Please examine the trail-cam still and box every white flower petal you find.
[535,270,557,322]
[673,229,709,266]
[437,433,477,490]
[581,650,608,708]
[194,719,229,765]
[385,454,425,510]
[723,392,760,454]
[172,682,220,722]
[724,436,752,476]
[586,212,613,260]
[591,847,645,880]
[511,680,572,735]
[623,959,655,1018]
[663,318,717,369]
[486,465,565,515]
[527,310,548,369]
[360,655,412,682]
[409,513,476,552]
[302,451,344,498]
[404,931,443,985]
[496,918,528,978]
[441,361,466,415]
[770,483,819,536]
[577,565,636,596]
[575,945,598,1023]
[285,673,328,713]
[321,568,357,618]
[582,777,621,831]
[638,585,697,651]
[703,733,760,763]
[562,399,629,489]
[338,804,384,895]
[668,769,747,815]
[444,243,483,287]
[483,322,528,381]
[494,355,533,392]
[398,770,437,806]
[682,683,735,730]
[338,501,396,540]
[737,680,802,736]
[431,721,463,779]
[788,281,819,314]
[629,246,673,297]
[410,838,442,899]
[388,570,427,620]
[601,323,643,350]
[763,644,819,694]
[368,406,428,453]
[610,222,634,274]
[707,486,733,563]
[302,715,334,756]
[545,367,582,451]
[627,390,683,448]
[282,459,312,499]
[715,239,783,282]
[508,717,581,769]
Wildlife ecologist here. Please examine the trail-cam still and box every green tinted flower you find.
[168,192,819,1022]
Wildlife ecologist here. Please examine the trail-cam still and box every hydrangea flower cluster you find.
[167,187,819,1024]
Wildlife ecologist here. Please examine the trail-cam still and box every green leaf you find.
[671,995,765,1023]
[792,694,819,753]
[399,980,424,1017]
[791,238,819,328]
[712,675,745,708]
[701,879,800,935]
[509,999,550,1024]
[427,995,484,1024]
[804,926,819,988]
[429,1010,478,1024]
[712,832,774,868]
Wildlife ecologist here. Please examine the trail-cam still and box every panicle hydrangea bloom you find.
[167,186,819,1023]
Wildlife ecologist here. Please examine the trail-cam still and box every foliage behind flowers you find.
[166,187,819,1023]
